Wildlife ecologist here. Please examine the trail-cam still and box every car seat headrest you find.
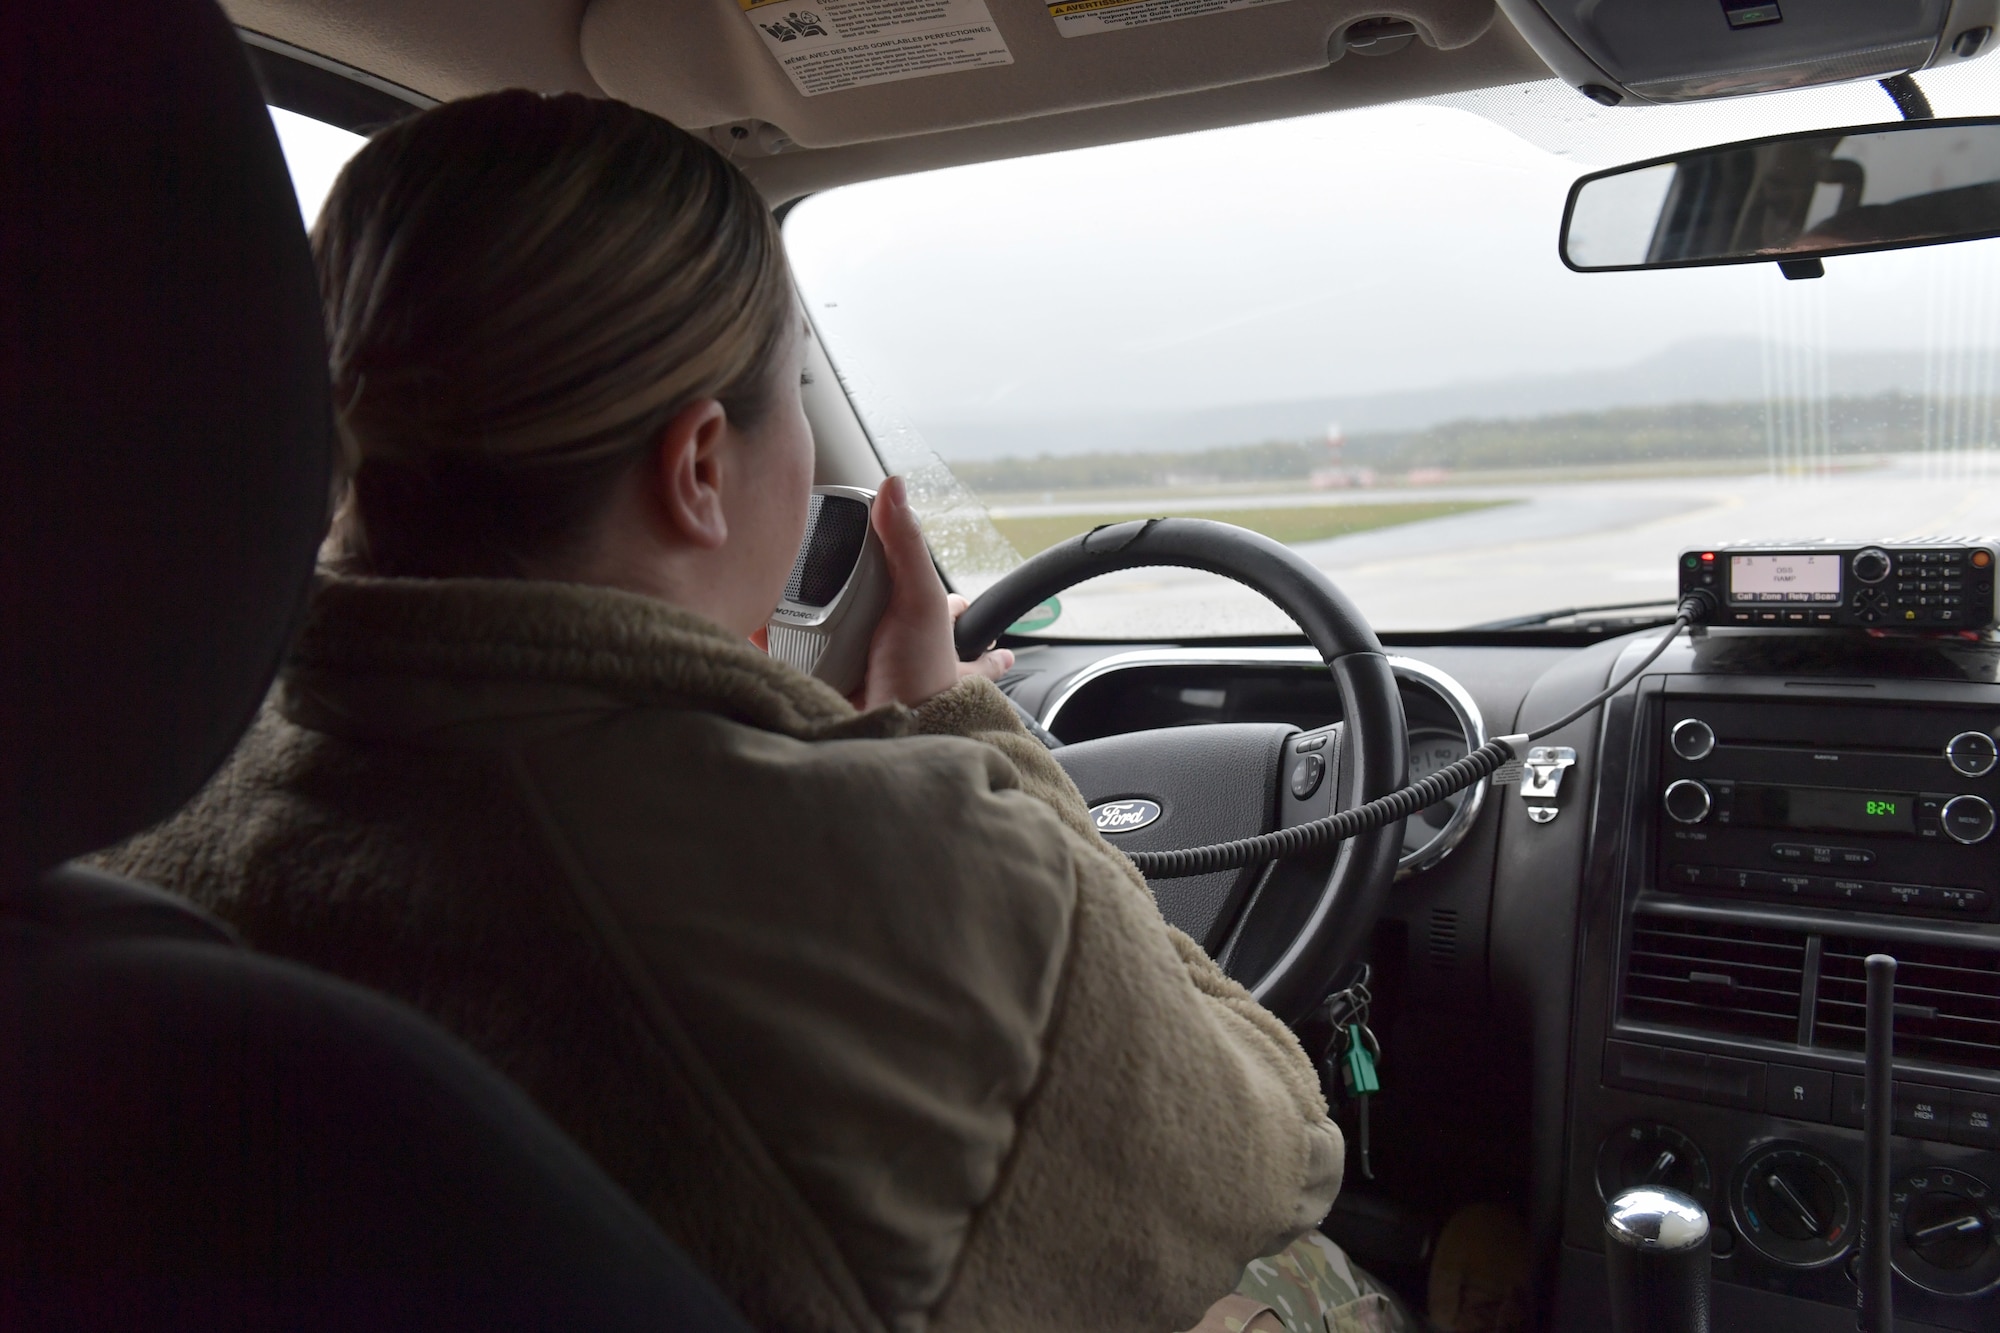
[0,0,333,886]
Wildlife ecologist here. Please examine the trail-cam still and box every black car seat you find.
[0,2,752,1328]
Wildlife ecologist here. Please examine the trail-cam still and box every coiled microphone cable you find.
[1124,595,1710,879]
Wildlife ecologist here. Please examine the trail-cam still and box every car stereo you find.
[1677,540,2000,630]
[1655,697,1998,922]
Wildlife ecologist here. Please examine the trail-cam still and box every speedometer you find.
[1405,729,1471,857]
[1392,658,1487,880]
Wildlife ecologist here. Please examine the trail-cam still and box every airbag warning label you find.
[1047,0,1291,37]
[743,0,1012,97]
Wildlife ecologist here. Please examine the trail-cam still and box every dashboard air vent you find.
[1428,908,1458,970]
[1814,937,2000,1072]
[1622,914,1806,1042]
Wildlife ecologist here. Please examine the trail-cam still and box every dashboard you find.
[999,627,2000,1332]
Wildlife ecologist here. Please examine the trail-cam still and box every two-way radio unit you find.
[1677,539,2000,631]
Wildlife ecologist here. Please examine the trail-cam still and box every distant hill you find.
[951,392,1948,493]
[919,338,1943,461]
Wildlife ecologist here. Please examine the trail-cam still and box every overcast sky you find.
[273,59,2000,430]
[785,62,2000,426]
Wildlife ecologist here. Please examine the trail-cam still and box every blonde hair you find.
[315,90,796,578]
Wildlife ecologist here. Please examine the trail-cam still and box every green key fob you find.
[1342,1024,1380,1096]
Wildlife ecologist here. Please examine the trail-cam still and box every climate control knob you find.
[1733,1143,1853,1269]
[1670,718,1715,761]
[1663,780,1712,825]
[1852,547,1893,584]
[1892,1167,2000,1297]
[1942,794,1996,845]
[1946,730,1999,777]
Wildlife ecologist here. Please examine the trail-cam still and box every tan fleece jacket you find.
[96,575,1342,1333]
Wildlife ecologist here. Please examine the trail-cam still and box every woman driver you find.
[98,91,1412,1333]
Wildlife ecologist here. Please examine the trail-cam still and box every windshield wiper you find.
[1467,598,1685,631]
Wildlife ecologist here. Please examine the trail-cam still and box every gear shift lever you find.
[1604,1186,1711,1333]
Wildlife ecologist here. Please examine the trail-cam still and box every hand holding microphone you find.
[766,476,1011,709]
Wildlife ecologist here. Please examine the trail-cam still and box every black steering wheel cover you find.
[954,518,1383,663]
[958,517,1406,1023]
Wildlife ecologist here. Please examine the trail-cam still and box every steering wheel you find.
[955,517,1408,1024]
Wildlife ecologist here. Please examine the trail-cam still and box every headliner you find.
[225,0,1552,198]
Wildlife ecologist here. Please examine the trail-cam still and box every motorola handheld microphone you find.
[767,485,891,697]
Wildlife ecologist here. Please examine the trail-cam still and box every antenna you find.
[1856,954,1895,1333]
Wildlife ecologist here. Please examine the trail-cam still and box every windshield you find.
[786,63,2000,635]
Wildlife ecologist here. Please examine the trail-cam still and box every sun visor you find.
[1495,0,1999,106]
[579,0,1496,150]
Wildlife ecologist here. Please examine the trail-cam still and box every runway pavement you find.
[960,455,2000,635]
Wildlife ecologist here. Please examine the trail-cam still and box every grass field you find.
[988,499,1514,557]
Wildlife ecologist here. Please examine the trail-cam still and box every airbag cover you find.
[1055,722,1294,949]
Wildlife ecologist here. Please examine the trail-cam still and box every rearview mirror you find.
[1561,117,2000,273]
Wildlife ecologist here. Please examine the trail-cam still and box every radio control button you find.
[1772,843,1805,862]
[1836,847,1874,866]
[1884,882,1927,909]
[1923,886,1990,913]
[1942,795,1995,844]
[1670,718,1715,760]
[1946,731,1998,777]
[1852,547,1892,583]
[1918,793,1948,838]
[1664,780,1712,824]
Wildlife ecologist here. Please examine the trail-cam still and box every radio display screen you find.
[1729,553,1843,603]
[1737,784,1916,834]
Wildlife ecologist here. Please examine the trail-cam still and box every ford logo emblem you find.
[1089,799,1162,834]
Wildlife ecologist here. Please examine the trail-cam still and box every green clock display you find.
[1736,784,1919,834]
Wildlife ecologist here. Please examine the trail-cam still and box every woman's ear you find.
[650,398,731,550]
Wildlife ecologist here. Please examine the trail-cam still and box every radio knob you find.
[1946,731,1999,778]
[1670,718,1715,761]
[1942,794,1996,845]
[1663,779,1712,825]
[1852,547,1892,584]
